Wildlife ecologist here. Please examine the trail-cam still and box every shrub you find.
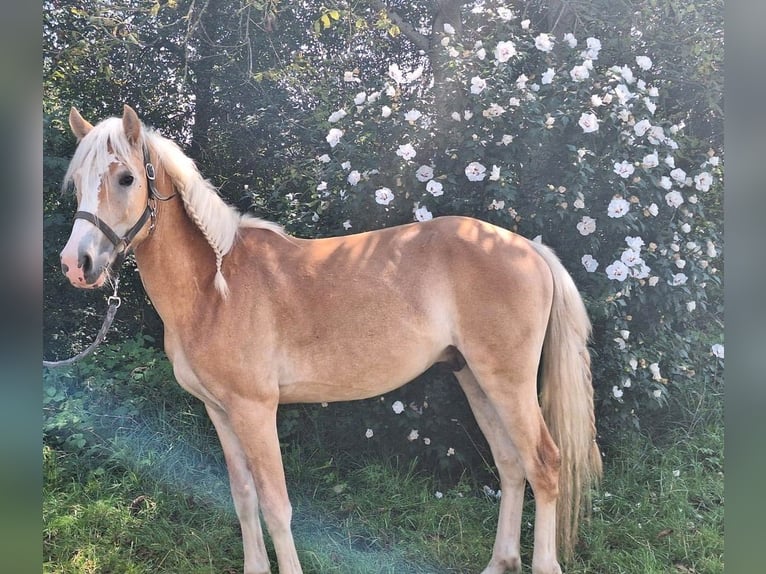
[279,6,723,457]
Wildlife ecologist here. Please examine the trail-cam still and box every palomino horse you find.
[58,105,601,574]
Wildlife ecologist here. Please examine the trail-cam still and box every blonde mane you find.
[64,115,283,298]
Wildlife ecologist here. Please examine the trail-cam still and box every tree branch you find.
[368,0,430,52]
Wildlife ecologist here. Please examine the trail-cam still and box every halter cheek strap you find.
[73,144,174,268]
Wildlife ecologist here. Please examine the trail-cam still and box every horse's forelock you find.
[63,117,143,194]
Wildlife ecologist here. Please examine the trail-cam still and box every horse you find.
[57,105,601,574]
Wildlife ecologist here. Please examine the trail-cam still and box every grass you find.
[43,349,723,573]
[43,423,723,573]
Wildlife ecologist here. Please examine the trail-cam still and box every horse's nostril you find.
[61,262,70,275]
[80,253,93,276]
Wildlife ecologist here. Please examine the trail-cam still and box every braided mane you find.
[144,130,283,297]
[64,116,283,298]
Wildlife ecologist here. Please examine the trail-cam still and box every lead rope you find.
[43,277,122,368]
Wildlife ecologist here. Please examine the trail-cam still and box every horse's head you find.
[60,105,156,288]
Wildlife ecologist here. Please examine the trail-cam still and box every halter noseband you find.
[73,144,175,268]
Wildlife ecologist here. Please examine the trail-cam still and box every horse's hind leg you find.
[206,404,272,574]
[455,367,525,574]
[460,364,562,574]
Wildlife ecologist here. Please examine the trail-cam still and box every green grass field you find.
[43,347,723,573]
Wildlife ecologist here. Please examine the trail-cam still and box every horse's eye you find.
[119,174,135,187]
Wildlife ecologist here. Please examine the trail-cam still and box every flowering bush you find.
[289,6,723,453]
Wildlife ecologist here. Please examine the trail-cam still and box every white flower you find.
[392,400,405,414]
[694,171,714,191]
[521,19,530,30]
[317,154,331,163]
[508,97,521,107]
[629,357,638,371]
[451,111,461,122]
[489,165,501,181]
[711,343,724,359]
[443,22,455,35]
[328,109,347,123]
[365,428,374,438]
[483,103,506,118]
[636,55,653,70]
[632,263,651,279]
[620,65,635,84]
[581,254,598,272]
[573,195,585,210]
[375,187,394,205]
[381,105,392,118]
[634,119,652,137]
[608,197,631,218]
[404,109,422,123]
[613,161,635,179]
[470,76,487,94]
[649,362,662,381]
[606,260,630,281]
[396,143,417,160]
[621,248,642,267]
[665,190,684,208]
[316,181,327,191]
[581,37,602,60]
[659,176,673,190]
[388,63,405,84]
[681,222,691,233]
[343,71,361,83]
[534,33,555,52]
[563,33,577,48]
[653,389,662,398]
[347,170,361,186]
[497,7,514,21]
[578,112,599,133]
[670,168,687,183]
[464,110,474,120]
[341,161,351,170]
[342,220,352,230]
[494,40,517,63]
[590,94,603,107]
[476,47,487,60]
[407,429,420,441]
[447,447,455,456]
[515,74,528,90]
[615,84,634,104]
[686,301,697,312]
[625,236,645,251]
[434,491,443,499]
[353,92,367,105]
[416,165,434,182]
[541,67,555,85]
[423,437,431,445]
[465,161,487,182]
[500,134,513,146]
[426,180,444,196]
[647,125,666,145]
[576,216,597,236]
[414,205,433,222]
[706,240,717,258]
[647,203,659,216]
[642,151,659,169]
[670,272,688,286]
[326,128,344,148]
[488,199,505,210]
[612,385,624,399]
[673,469,681,477]
[570,64,590,82]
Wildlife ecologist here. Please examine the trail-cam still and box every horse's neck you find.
[133,194,219,326]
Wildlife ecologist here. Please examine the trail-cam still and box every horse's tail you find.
[529,240,602,561]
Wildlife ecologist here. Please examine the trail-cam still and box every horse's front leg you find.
[227,397,303,574]
[206,404,272,574]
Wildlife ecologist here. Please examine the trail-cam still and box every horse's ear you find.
[122,104,142,146]
[69,107,93,141]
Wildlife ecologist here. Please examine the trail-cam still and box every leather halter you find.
[73,144,175,269]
